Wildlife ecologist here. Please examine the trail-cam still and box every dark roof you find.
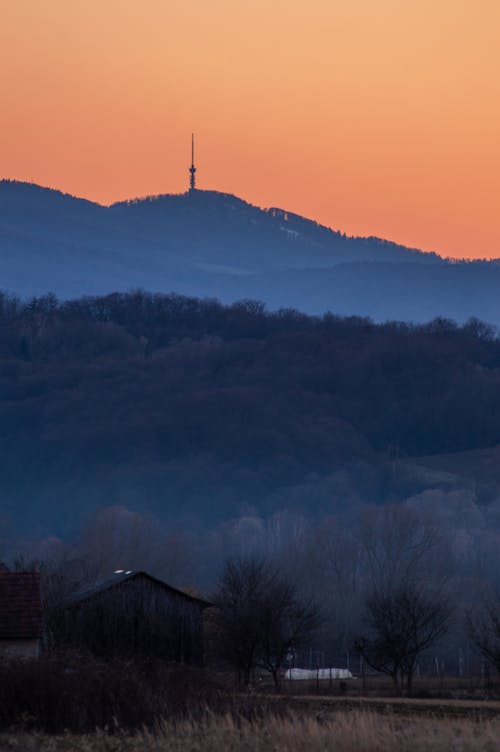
[67,571,212,609]
[0,571,42,640]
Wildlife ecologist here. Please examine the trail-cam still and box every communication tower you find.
[189,133,196,191]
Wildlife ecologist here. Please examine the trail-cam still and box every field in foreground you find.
[1,711,500,752]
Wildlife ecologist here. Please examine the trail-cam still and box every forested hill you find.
[0,180,436,276]
[5,179,500,324]
[2,290,500,536]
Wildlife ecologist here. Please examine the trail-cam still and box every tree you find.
[467,594,500,673]
[257,574,321,689]
[359,505,442,594]
[355,583,452,695]
[213,557,320,687]
[213,559,267,686]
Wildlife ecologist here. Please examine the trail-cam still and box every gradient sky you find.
[2,0,499,258]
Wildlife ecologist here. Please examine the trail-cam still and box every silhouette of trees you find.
[359,505,446,594]
[355,583,452,695]
[355,504,453,695]
[468,594,500,673]
[213,559,266,686]
[213,558,320,687]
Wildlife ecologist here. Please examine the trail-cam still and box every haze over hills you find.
[2,290,500,542]
[2,179,499,324]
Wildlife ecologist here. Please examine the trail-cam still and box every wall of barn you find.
[58,578,204,664]
[0,639,40,659]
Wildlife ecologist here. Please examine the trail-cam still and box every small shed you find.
[58,570,211,665]
[0,566,43,659]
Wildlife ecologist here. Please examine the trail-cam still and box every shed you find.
[0,567,43,659]
[58,570,211,665]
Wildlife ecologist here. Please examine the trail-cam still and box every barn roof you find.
[66,570,212,609]
[0,570,42,640]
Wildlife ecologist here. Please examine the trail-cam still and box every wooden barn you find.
[57,570,211,665]
[0,566,43,659]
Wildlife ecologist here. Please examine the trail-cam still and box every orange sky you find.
[1,0,499,258]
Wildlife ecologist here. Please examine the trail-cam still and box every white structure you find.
[285,667,353,680]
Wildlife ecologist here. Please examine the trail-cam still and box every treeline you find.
[14,501,500,695]
[1,290,500,532]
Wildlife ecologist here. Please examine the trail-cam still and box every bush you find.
[0,653,274,733]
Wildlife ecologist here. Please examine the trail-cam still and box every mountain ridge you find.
[1,179,441,266]
[1,179,500,324]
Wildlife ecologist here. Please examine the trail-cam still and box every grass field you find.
[2,708,500,752]
[3,658,500,751]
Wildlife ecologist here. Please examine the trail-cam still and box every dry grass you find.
[1,710,500,752]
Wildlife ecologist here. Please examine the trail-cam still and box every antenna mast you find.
[189,133,196,191]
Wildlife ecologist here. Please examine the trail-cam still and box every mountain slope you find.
[1,180,499,324]
[109,189,440,271]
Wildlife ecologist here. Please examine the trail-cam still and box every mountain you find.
[1,179,499,324]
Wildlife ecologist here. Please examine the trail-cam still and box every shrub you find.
[0,653,274,733]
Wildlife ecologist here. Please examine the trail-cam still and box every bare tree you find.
[257,575,321,689]
[359,504,443,593]
[468,594,500,673]
[312,518,363,654]
[213,557,320,687]
[355,583,452,695]
[213,558,268,685]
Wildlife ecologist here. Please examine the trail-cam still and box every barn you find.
[57,570,211,665]
[0,566,43,659]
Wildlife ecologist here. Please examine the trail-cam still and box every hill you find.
[1,291,500,537]
[5,180,500,324]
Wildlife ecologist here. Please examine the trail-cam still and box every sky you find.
[1,0,499,259]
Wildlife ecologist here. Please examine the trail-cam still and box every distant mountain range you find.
[1,179,499,324]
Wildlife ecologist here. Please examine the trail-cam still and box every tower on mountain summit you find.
[189,133,196,191]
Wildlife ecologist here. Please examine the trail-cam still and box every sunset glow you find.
[2,0,499,258]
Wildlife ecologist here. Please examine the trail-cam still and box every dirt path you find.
[278,694,500,720]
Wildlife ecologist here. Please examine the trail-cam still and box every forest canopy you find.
[1,290,500,536]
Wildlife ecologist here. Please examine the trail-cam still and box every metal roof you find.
[66,570,212,608]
